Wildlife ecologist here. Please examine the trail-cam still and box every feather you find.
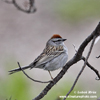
[30,45,64,69]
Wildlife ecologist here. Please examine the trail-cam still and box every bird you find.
[9,34,68,79]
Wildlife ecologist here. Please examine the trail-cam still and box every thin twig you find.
[29,0,36,12]
[2,0,12,4]
[17,62,51,83]
[72,44,77,52]
[96,55,100,58]
[82,56,100,80]
[73,45,100,80]
[3,0,36,13]
[73,44,99,79]
[63,35,97,100]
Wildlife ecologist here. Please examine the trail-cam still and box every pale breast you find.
[44,52,68,71]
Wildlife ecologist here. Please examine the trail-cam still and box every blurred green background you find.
[0,0,100,100]
[55,0,100,23]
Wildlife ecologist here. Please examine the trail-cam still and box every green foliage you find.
[55,0,100,22]
[0,59,31,100]
[0,73,31,100]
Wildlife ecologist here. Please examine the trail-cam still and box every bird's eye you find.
[53,41,56,42]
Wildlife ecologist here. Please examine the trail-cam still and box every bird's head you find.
[47,34,67,46]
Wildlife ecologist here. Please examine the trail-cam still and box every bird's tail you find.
[9,65,30,75]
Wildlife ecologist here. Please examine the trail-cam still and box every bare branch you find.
[2,0,12,4]
[17,62,51,83]
[96,55,100,58]
[72,44,77,52]
[33,22,100,100]
[3,0,36,13]
[63,35,96,100]
[82,56,100,80]
[72,45,100,79]
[72,45,100,80]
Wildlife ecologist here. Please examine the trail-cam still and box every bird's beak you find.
[62,39,67,41]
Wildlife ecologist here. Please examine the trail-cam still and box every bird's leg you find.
[48,71,53,80]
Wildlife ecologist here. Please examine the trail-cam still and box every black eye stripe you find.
[53,40,61,42]
[57,40,61,41]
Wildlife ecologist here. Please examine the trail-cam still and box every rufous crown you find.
[51,34,62,39]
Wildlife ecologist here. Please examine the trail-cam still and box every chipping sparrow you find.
[9,34,68,79]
